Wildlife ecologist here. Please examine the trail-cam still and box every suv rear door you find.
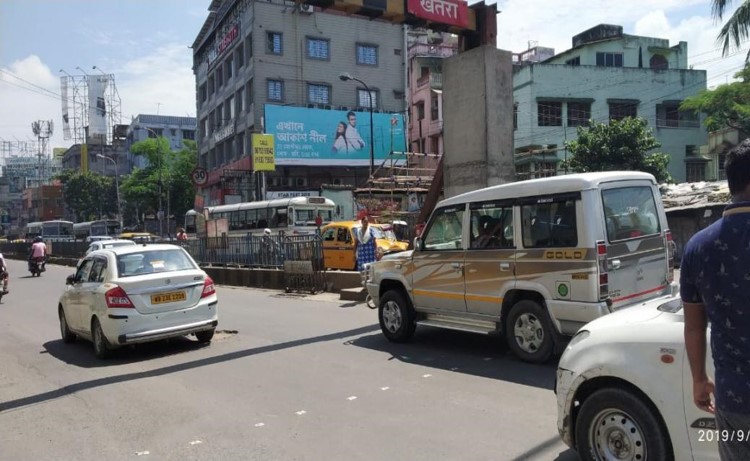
[601,181,669,308]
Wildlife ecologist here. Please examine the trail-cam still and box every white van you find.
[364,172,676,363]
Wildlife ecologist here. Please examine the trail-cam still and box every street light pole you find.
[97,154,121,229]
[339,73,375,179]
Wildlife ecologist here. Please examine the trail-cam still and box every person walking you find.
[354,215,377,271]
[682,138,750,461]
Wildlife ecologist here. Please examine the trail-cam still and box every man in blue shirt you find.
[682,138,750,461]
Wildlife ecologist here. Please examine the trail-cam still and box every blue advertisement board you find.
[264,104,406,166]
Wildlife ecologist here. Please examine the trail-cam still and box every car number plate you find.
[151,291,186,304]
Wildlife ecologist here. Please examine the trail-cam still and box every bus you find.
[72,220,122,241]
[185,196,336,237]
[24,220,75,242]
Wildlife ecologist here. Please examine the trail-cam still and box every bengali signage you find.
[252,134,276,171]
[407,0,468,28]
[264,104,406,166]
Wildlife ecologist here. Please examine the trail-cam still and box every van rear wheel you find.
[505,300,554,363]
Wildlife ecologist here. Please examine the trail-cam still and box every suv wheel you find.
[378,290,416,343]
[505,300,554,363]
[575,388,672,461]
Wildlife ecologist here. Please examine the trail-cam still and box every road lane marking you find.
[189,440,202,446]
[254,423,265,427]
[347,396,357,400]
[380,386,389,391]
[422,374,432,378]
[296,410,307,415]
[135,451,150,456]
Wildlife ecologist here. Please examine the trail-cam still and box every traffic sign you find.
[191,167,208,186]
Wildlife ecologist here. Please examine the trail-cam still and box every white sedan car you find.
[59,244,219,359]
[556,295,718,461]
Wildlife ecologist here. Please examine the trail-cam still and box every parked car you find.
[85,235,114,243]
[556,295,718,461]
[320,221,408,271]
[119,232,159,244]
[365,171,677,363]
[58,244,218,359]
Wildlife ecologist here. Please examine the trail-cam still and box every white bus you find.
[24,220,75,242]
[185,196,336,237]
[73,220,122,241]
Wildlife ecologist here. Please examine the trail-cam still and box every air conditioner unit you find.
[296,177,308,187]
[299,4,314,13]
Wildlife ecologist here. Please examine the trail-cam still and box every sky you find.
[0,0,745,154]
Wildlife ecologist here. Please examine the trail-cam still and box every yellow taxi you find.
[321,221,408,271]
[119,232,159,243]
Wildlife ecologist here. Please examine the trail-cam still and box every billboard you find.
[252,134,275,171]
[88,75,108,137]
[407,0,468,28]
[60,77,71,139]
[264,104,406,166]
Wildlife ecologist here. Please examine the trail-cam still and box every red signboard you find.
[407,0,468,28]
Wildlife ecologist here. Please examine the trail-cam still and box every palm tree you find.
[713,0,750,56]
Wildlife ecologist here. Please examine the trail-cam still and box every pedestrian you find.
[682,138,750,461]
[354,215,377,271]
[176,227,188,241]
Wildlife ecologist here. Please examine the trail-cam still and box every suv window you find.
[470,201,514,249]
[521,199,578,248]
[602,186,660,241]
[423,206,464,250]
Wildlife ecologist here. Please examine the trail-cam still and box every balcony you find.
[655,118,701,129]
[408,43,457,59]
[417,73,443,89]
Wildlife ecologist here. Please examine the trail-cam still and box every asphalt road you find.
[0,259,580,461]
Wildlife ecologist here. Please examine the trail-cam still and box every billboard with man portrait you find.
[264,104,406,166]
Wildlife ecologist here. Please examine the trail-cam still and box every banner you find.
[264,105,406,166]
[407,0,468,28]
[60,77,71,140]
[88,75,108,137]
[252,133,276,171]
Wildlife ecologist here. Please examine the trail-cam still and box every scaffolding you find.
[59,72,122,144]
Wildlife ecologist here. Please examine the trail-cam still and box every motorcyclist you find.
[261,228,280,265]
[0,251,9,294]
[29,236,48,272]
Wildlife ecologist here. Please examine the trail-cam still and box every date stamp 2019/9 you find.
[699,429,750,443]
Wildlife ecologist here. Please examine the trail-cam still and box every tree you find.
[57,170,116,221]
[680,64,750,133]
[561,117,673,183]
[712,0,750,57]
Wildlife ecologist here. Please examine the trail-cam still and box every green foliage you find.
[56,170,116,221]
[561,117,673,183]
[712,0,750,57]
[680,64,750,133]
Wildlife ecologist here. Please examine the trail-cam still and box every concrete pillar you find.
[442,45,515,198]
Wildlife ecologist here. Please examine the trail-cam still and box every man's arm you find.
[684,301,715,413]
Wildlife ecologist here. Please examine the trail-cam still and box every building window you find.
[650,54,668,70]
[307,38,329,60]
[216,67,223,88]
[513,103,518,131]
[245,35,253,63]
[416,101,425,120]
[609,102,637,121]
[308,83,330,104]
[183,129,195,140]
[565,56,580,66]
[567,102,591,127]
[237,131,245,158]
[358,89,378,109]
[208,75,215,95]
[236,43,244,69]
[236,88,245,114]
[267,80,283,101]
[686,163,706,182]
[356,44,378,66]
[718,153,727,180]
[147,128,163,138]
[170,128,177,137]
[538,101,562,126]
[200,118,208,138]
[656,102,698,128]
[226,95,235,120]
[429,135,439,155]
[596,52,623,67]
[199,83,207,104]
[430,91,439,121]
[685,145,698,157]
[246,80,254,111]
[266,32,283,55]
[225,57,233,81]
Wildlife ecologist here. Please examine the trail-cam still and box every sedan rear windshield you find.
[116,249,196,277]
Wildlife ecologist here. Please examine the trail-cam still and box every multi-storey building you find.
[192,0,407,205]
[126,114,197,170]
[513,24,708,183]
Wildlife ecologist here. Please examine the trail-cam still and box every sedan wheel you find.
[59,306,76,343]
[575,388,671,461]
[92,318,111,359]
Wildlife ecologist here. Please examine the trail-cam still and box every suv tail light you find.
[665,230,675,283]
[105,286,134,308]
[201,276,216,298]
[596,240,609,301]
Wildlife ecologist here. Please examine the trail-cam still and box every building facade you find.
[126,114,197,170]
[192,0,407,206]
[513,24,708,183]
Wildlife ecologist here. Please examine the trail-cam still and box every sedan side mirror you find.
[66,274,77,286]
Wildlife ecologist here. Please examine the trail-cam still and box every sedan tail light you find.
[201,276,216,298]
[105,286,134,308]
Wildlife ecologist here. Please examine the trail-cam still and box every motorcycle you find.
[29,256,46,277]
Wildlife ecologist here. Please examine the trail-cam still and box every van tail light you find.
[105,286,134,308]
[596,240,609,300]
[665,230,675,283]
[201,276,216,298]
